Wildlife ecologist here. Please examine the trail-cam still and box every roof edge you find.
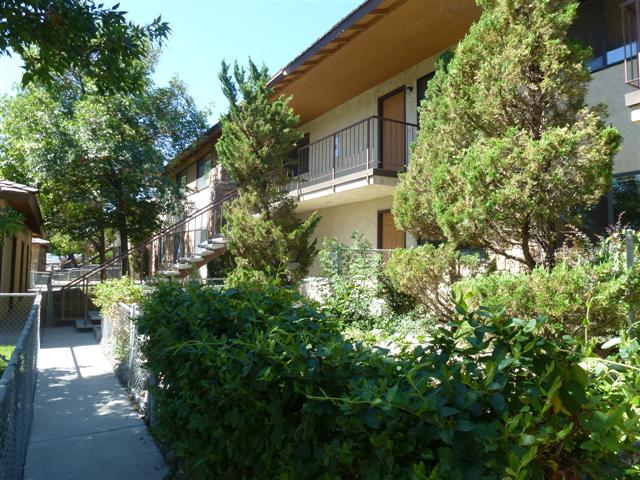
[267,0,384,88]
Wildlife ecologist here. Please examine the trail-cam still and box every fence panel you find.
[0,293,41,479]
[100,303,151,417]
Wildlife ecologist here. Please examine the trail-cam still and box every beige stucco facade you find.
[300,51,442,143]
[302,195,417,276]
[587,63,640,175]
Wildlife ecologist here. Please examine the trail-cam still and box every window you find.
[570,0,632,72]
[176,169,187,190]
[613,173,640,229]
[582,172,640,236]
[196,154,212,189]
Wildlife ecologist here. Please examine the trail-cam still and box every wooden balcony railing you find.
[287,115,418,191]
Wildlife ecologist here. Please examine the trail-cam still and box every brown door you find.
[378,210,405,250]
[379,87,406,171]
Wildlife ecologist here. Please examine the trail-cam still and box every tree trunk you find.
[98,228,107,281]
[521,219,537,271]
[117,212,130,277]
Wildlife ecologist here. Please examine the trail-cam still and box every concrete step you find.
[74,319,94,331]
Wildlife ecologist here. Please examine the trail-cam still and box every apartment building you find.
[164,0,640,278]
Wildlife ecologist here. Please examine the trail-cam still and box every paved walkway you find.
[23,327,166,479]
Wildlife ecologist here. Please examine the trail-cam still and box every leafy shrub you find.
[384,242,484,320]
[0,345,14,376]
[453,260,637,337]
[93,276,144,310]
[318,232,383,326]
[137,282,639,479]
[94,277,144,362]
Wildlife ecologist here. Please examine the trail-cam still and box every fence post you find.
[127,306,136,390]
[46,273,53,327]
[626,228,636,327]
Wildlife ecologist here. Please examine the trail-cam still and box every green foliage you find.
[216,59,320,282]
[318,232,383,327]
[0,207,24,246]
[393,0,621,270]
[138,282,639,479]
[93,277,144,311]
[453,259,638,338]
[0,71,208,273]
[0,345,15,376]
[1,1,169,93]
[385,243,484,320]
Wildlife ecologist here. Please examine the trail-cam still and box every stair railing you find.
[57,190,237,322]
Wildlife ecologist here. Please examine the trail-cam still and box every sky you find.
[0,0,362,122]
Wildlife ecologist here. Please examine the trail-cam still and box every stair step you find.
[160,270,180,277]
[74,318,94,331]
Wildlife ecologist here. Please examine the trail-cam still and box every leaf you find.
[440,406,460,417]
[456,419,476,432]
[601,337,622,350]
[362,408,381,429]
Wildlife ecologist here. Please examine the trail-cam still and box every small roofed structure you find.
[0,180,46,293]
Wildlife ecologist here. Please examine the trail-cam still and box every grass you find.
[0,345,15,376]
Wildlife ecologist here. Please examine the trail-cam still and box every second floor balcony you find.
[287,116,418,195]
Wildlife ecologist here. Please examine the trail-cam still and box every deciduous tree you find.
[1,0,169,93]
[0,67,208,274]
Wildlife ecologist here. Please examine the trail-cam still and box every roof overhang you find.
[166,124,221,174]
[268,0,481,123]
[0,180,45,237]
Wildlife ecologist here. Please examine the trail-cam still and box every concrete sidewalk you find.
[23,327,166,480]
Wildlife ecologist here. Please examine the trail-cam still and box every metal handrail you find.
[59,190,238,292]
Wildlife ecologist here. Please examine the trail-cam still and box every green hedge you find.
[453,261,636,337]
[137,283,639,479]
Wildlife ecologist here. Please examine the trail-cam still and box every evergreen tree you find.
[393,0,621,270]
[217,60,320,283]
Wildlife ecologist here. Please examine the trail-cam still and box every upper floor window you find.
[570,0,632,71]
[196,154,212,189]
[176,169,187,190]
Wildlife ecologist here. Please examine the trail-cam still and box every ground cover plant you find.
[137,282,640,479]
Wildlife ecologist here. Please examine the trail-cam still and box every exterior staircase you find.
[55,190,237,329]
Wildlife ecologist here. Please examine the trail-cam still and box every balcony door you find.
[378,210,406,250]
[378,87,406,171]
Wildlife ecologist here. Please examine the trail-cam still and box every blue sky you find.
[0,0,362,122]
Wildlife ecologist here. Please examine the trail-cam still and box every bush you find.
[93,276,143,310]
[453,260,636,337]
[137,282,639,479]
[318,232,384,326]
[384,243,484,320]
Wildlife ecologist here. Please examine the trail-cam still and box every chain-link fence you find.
[100,302,153,419]
[0,293,41,480]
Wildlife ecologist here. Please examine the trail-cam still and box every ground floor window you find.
[583,172,640,236]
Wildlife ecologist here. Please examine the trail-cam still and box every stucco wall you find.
[301,195,417,276]
[587,63,640,175]
[299,51,445,144]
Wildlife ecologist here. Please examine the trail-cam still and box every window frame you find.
[196,154,212,190]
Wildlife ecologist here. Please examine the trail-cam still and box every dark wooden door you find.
[378,210,405,250]
[379,88,406,171]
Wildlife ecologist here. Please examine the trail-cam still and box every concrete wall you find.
[587,63,640,175]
